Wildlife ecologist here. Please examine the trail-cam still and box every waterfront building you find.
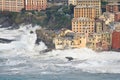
[54,29,111,50]
[87,32,111,50]
[112,31,120,50]
[25,0,47,11]
[74,5,96,19]
[54,30,86,49]
[72,17,95,34]
[0,0,24,12]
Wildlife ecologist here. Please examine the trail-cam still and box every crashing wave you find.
[0,24,120,74]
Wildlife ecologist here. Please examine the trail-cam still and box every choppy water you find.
[0,25,120,80]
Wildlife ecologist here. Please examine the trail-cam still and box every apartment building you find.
[74,5,96,19]
[0,0,24,12]
[25,0,47,11]
[72,17,95,34]
[0,0,47,12]
[69,0,101,17]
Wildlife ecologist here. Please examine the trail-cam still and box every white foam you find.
[0,24,120,74]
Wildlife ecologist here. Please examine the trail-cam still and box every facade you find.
[72,17,95,34]
[68,0,77,5]
[87,32,111,50]
[25,0,47,11]
[54,30,87,49]
[115,12,120,21]
[95,19,104,33]
[54,29,111,50]
[0,0,24,12]
[112,31,120,50]
[69,0,101,17]
[74,5,96,19]
[106,3,120,13]
[0,0,47,12]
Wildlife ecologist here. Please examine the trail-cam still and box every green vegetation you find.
[101,0,108,6]
[0,4,75,30]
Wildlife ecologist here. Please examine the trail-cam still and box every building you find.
[112,31,120,50]
[54,29,87,49]
[0,0,24,12]
[68,0,77,5]
[95,19,104,33]
[54,29,111,50]
[25,0,47,11]
[74,5,96,19]
[87,32,111,50]
[106,3,120,13]
[68,0,101,17]
[115,12,120,21]
[72,17,95,34]
[0,0,47,12]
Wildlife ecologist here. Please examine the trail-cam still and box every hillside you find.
[0,5,74,30]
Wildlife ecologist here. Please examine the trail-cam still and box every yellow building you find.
[74,5,96,19]
[87,32,112,50]
[54,29,111,50]
[69,0,101,17]
[54,30,87,49]
[68,0,77,5]
[72,17,95,34]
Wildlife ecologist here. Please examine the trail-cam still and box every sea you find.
[0,24,120,80]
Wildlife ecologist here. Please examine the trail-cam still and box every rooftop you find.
[72,17,94,22]
[75,5,95,8]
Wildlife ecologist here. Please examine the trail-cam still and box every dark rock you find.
[65,57,74,61]
[30,31,34,34]
[0,38,14,43]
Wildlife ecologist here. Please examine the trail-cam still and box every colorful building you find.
[74,5,96,19]
[72,17,95,34]
[106,3,120,13]
[0,0,24,12]
[68,0,77,5]
[54,29,86,49]
[68,0,101,17]
[87,32,111,50]
[54,29,111,51]
[112,31,120,50]
[115,12,120,22]
[25,0,47,11]
[0,0,47,12]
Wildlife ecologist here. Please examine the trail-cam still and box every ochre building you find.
[72,17,95,34]
[25,0,47,11]
[74,5,96,19]
[69,0,101,17]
